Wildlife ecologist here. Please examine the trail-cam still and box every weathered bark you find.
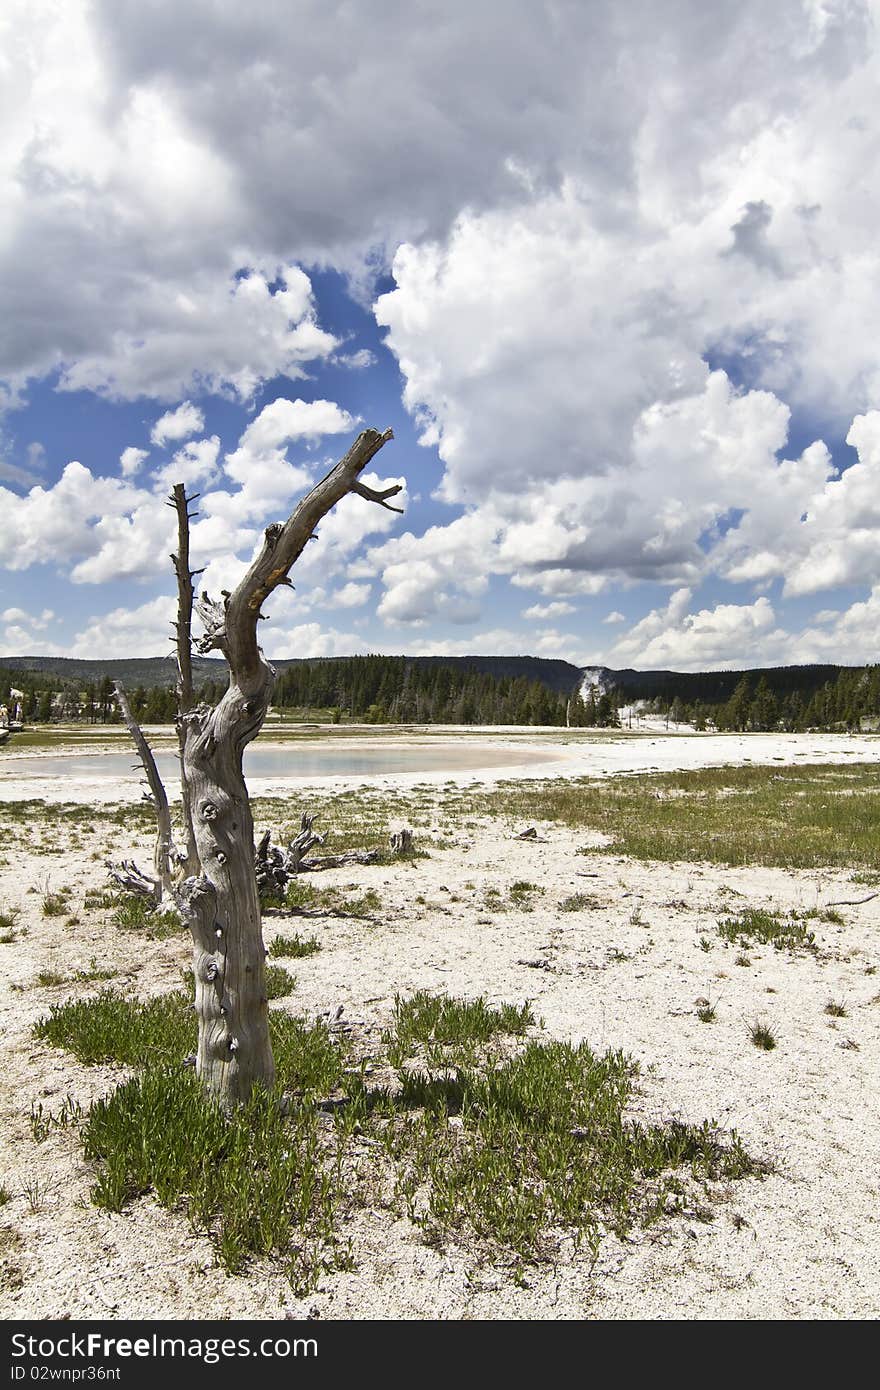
[255,814,326,897]
[178,426,398,1106]
[111,428,399,1106]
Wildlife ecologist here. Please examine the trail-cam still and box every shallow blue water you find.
[1,742,536,784]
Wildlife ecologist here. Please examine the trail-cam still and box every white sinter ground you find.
[1,726,878,1319]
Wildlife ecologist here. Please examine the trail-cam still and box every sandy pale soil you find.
[1,730,879,1320]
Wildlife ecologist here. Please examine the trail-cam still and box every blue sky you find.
[2,1,880,672]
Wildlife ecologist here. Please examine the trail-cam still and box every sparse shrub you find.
[748,1020,777,1051]
[384,991,535,1067]
[350,1037,763,1261]
[81,1068,347,1291]
[0,908,20,935]
[113,895,179,939]
[558,893,596,912]
[717,908,817,953]
[825,1000,848,1018]
[268,933,321,959]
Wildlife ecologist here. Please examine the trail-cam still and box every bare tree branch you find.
[169,484,200,874]
[223,427,395,681]
[112,679,175,894]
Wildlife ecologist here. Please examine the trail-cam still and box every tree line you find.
[5,656,880,731]
[645,666,880,732]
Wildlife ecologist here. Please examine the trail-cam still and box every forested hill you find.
[606,664,848,705]
[3,653,877,731]
[0,652,582,693]
[0,653,584,726]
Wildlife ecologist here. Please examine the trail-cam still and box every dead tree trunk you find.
[169,484,201,878]
[115,427,400,1108]
[180,427,399,1105]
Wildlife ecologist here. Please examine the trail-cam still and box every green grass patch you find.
[281,880,381,918]
[34,988,196,1068]
[113,896,181,939]
[82,1067,350,1289]
[350,1039,762,1261]
[267,933,322,959]
[34,981,764,1289]
[456,762,880,869]
[384,991,535,1068]
[33,987,345,1096]
[716,908,817,953]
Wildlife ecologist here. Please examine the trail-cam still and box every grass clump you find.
[352,1039,761,1261]
[0,908,20,935]
[385,991,535,1067]
[34,988,195,1067]
[34,977,764,1288]
[717,908,817,953]
[41,884,70,917]
[113,895,180,939]
[824,999,848,1018]
[33,988,345,1096]
[696,1000,716,1023]
[268,932,322,959]
[558,892,597,912]
[281,880,381,918]
[82,1068,348,1289]
[748,1020,777,1051]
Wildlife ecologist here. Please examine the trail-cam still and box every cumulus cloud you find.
[602,582,880,671]
[333,582,372,608]
[603,611,626,625]
[4,2,880,667]
[120,446,149,478]
[151,436,221,491]
[522,601,576,620]
[606,589,784,670]
[360,371,850,621]
[3,1,872,404]
[0,463,149,573]
[263,623,369,661]
[151,403,205,447]
[68,596,178,659]
[236,399,356,454]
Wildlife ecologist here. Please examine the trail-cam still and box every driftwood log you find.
[107,427,402,1107]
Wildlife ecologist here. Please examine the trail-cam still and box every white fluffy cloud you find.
[4,2,880,666]
[238,399,357,453]
[263,623,369,661]
[69,596,177,659]
[606,588,783,670]
[119,446,149,478]
[360,371,860,621]
[603,582,880,672]
[150,403,205,448]
[151,437,221,492]
[3,1,871,402]
[0,463,148,573]
[522,601,575,620]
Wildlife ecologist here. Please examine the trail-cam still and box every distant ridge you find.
[0,652,584,694]
[0,653,857,703]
